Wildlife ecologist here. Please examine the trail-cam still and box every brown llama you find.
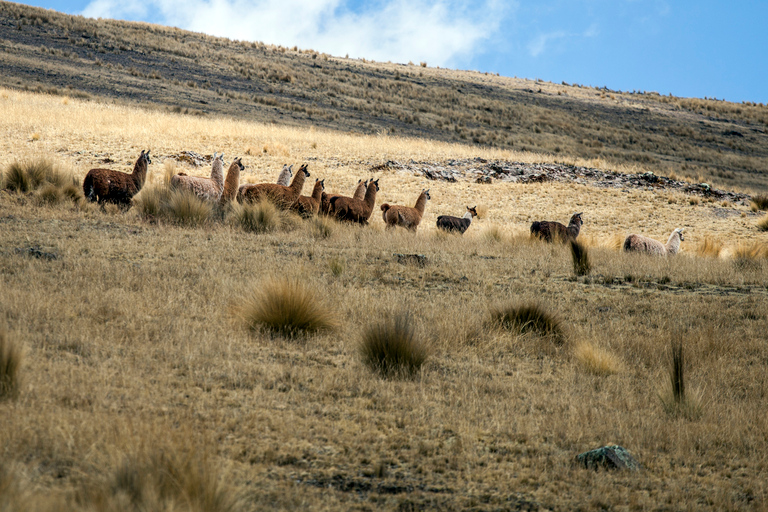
[320,179,368,215]
[218,157,245,207]
[381,189,431,231]
[330,179,380,224]
[291,178,325,218]
[237,164,310,208]
[83,149,151,209]
[170,152,224,201]
[530,212,583,243]
[276,164,293,186]
[624,228,684,256]
[436,206,478,234]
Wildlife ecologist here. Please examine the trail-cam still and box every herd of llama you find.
[81,151,686,256]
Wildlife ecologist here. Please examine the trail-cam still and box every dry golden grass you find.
[0,330,23,401]
[573,341,623,376]
[360,312,428,379]
[1,88,768,510]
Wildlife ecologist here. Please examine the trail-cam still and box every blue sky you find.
[18,0,768,104]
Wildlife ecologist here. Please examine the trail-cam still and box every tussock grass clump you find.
[2,157,76,193]
[166,189,213,227]
[489,302,565,344]
[750,193,768,211]
[570,240,591,276]
[658,338,704,420]
[328,256,345,276]
[230,200,281,234]
[135,185,171,222]
[482,224,504,243]
[360,312,428,378]
[0,330,23,401]
[574,341,623,376]
[79,449,242,512]
[696,236,724,258]
[241,278,338,337]
[33,182,64,206]
[758,214,768,232]
[309,215,335,239]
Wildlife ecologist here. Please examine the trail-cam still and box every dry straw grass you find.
[240,278,338,337]
[658,338,704,420]
[360,312,428,378]
[569,239,591,276]
[750,193,768,211]
[573,341,623,376]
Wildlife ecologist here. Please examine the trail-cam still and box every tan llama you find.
[381,189,430,231]
[170,152,225,201]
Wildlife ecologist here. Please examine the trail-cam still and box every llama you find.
[291,178,325,217]
[381,189,431,231]
[170,152,224,201]
[237,164,310,208]
[321,179,368,215]
[276,164,293,186]
[530,212,583,243]
[623,228,685,256]
[330,179,380,224]
[436,206,478,234]
[219,157,245,206]
[83,149,151,208]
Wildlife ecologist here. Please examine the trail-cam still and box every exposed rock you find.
[15,246,58,260]
[173,151,211,167]
[575,445,640,471]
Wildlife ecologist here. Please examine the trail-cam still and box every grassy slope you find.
[2,1,768,191]
[1,89,768,510]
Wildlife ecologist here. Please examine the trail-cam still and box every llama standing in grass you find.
[330,179,380,224]
[219,157,244,206]
[381,189,431,231]
[83,149,151,209]
[276,164,293,186]
[623,228,685,256]
[436,206,478,234]
[237,164,310,208]
[321,179,368,215]
[170,152,224,201]
[291,178,325,218]
[530,212,583,243]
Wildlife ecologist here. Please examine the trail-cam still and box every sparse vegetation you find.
[658,337,704,420]
[750,193,768,211]
[569,239,591,276]
[360,312,428,378]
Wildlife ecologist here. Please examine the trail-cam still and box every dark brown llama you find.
[330,179,380,224]
[83,150,151,209]
[530,212,583,243]
[436,206,478,234]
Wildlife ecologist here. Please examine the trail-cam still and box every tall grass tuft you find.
[0,330,23,402]
[758,214,768,232]
[750,193,768,211]
[489,302,565,344]
[570,240,591,276]
[658,337,703,420]
[79,449,242,512]
[360,312,428,378]
[2,157,75,193]
[241,278,338,337]
[696,236,724,258]
[573,341,623,376]
[166,189,213,227]
[230,200,281,234]
[134,185,171,222]
[309,215,335,239]
[33,183,64,206]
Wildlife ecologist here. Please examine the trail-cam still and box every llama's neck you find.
[462,211,473,222]
[289,169,306,193]
[131,157,148,187]
[211,158,224,189]
[222,162,241,201]
[364,183,378,206]
[353,180,366,199]
[414,192,428,215]
[567,219,582,238]
[666,231,682,255]
[311,181,324,201]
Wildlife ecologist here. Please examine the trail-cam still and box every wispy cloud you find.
[81,0,509,68]
[527,22,598,58]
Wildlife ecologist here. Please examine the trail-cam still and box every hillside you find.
[2,1,768,190]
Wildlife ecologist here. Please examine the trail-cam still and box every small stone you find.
[575,445,640,471]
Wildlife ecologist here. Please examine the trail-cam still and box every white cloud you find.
[80,0,509,68]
